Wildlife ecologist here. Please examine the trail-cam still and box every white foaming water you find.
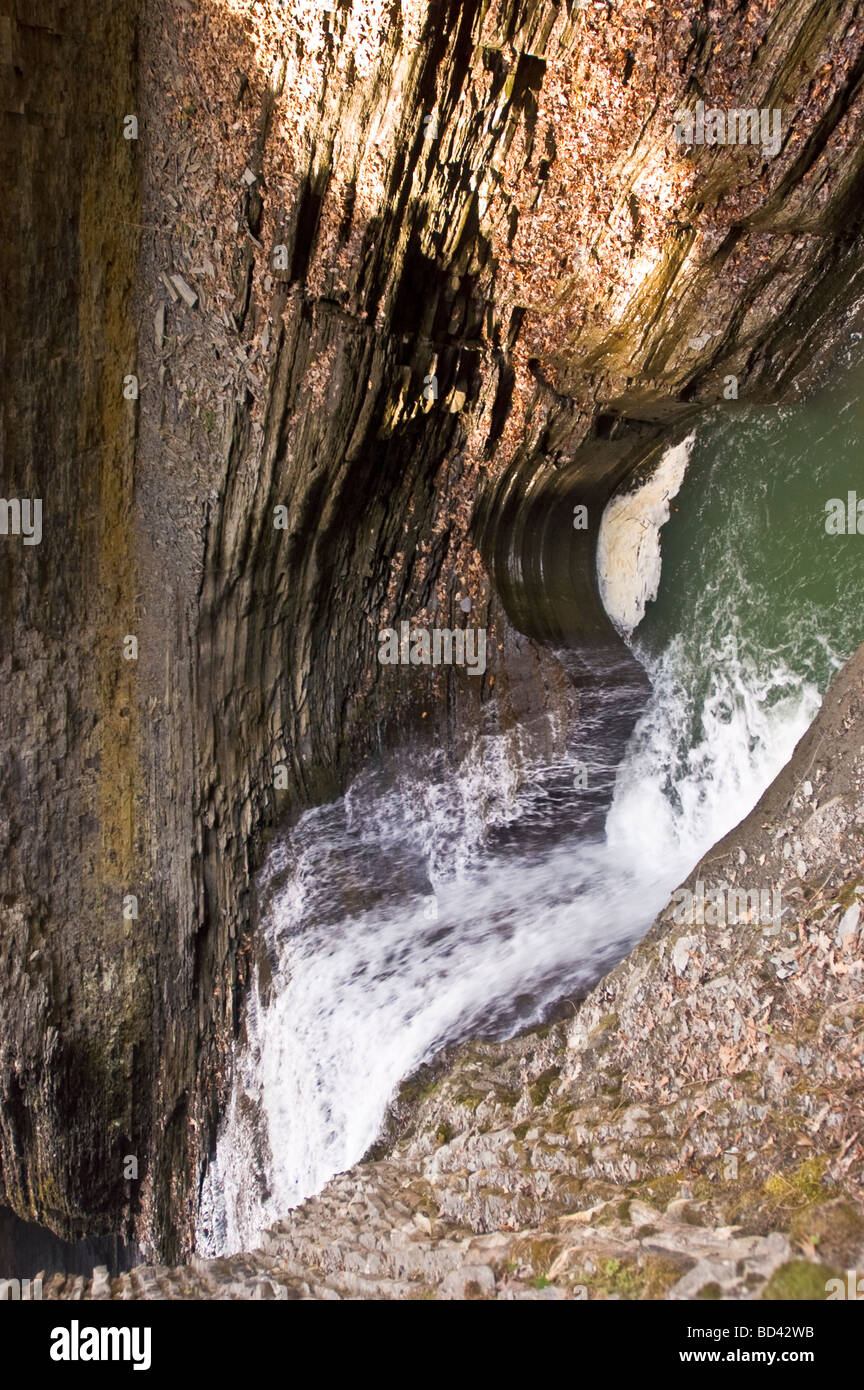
[607,634,819,877]
[197,439,822,1257]
[597,433,694,637]
[196,720,666,1254]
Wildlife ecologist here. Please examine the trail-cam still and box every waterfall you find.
[199,362,864,1256]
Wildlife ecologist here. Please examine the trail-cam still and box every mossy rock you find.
[761,1260,842,1300]
[528,1066,562,1107]
[576,1255,683,1300]
[548,1102,575,1133]
[511,1236,562,1275]
[592,1012,619,1036]
[835,877,863,911]
[495,1088,522,1109]
[453,1090,487,1110]
[763,1155,829,1208]
[789,1199,864,1268]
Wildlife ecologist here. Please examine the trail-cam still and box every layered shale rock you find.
[4,0,864,1265]
[0,0,144,1252]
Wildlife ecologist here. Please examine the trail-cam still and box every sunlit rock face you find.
[3,0,864,1265]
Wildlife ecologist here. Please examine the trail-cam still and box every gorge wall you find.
[3,0,864,1266]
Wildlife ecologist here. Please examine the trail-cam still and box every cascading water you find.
[198,349,864,1257]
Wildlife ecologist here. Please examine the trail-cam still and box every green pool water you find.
[607,342,864,870]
